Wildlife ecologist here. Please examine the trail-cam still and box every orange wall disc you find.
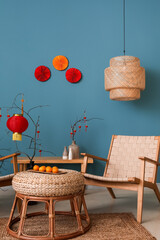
[52,55,68,71]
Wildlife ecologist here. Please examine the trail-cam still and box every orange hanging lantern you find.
[6,96,28,141]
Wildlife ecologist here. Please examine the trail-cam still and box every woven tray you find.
[27,170,67,175]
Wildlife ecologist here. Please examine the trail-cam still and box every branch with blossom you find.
[1,93,55,168]
[70,111,103,141]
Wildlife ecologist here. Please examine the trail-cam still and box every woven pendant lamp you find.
[104,1,145,101]
[105,56,145,100]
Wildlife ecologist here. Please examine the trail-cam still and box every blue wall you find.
[1,0,160,180]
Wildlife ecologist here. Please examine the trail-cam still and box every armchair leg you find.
[107,188,116,199]
[154,184,160,202]
[137,185,144,224]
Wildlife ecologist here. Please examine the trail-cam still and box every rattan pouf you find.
[7,169,91,240]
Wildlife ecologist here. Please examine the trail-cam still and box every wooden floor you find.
[1,185,160,239]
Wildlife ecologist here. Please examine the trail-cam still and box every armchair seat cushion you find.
[84,173,140,183]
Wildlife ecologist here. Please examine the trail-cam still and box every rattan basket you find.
[104,56,145,101]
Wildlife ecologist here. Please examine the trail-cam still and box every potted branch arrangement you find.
[2,93,54,169]
[68,111,102,159]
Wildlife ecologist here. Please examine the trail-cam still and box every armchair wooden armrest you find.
[81,153,109,162]
[0,153,20,174]
[81,153,108,174]
[138,156,160,191]
[0,153,20,161]
[139,156,160,166]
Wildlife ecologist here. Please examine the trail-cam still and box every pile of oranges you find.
[33,165,59,173]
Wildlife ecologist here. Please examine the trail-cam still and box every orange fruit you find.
[46,166,52,173]
[52,166,59,173]
[39,166,46,172]
[33,165,39,171]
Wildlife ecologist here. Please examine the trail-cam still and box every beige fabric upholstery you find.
[0,174,14,182]
[106,136,158,182]
[84,173,139,183]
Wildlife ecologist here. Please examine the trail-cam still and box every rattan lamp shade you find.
[104,56,145,101]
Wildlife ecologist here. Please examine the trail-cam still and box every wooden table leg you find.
[13,155,18,174]
[81,157,88,174]
[23,164,27,171]
[19,164,23,172]
[81,163,84,173]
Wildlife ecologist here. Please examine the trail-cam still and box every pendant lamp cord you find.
[123,0,125,56]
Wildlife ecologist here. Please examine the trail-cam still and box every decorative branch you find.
[0,93,54,168]
[27,105,49,114]
[70,111,103,141]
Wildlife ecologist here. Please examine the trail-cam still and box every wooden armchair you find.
[0,153,20,188]
[81,135,160,223]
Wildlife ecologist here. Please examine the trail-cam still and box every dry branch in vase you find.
[1,93,55,169]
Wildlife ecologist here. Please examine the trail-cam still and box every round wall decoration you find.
[34,66,51,82]
[65,68,82,83]
[53,55,68,71]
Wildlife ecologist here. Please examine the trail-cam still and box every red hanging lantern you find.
[79,125,81,132]
[7,114,29,141]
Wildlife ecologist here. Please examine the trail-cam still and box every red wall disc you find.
[65,68,82,83]
[34,66,51,82]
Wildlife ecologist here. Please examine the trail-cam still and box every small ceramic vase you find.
[68,148,73,160]
[62,146,68,160]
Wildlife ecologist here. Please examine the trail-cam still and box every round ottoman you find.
[7,169,91,240]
